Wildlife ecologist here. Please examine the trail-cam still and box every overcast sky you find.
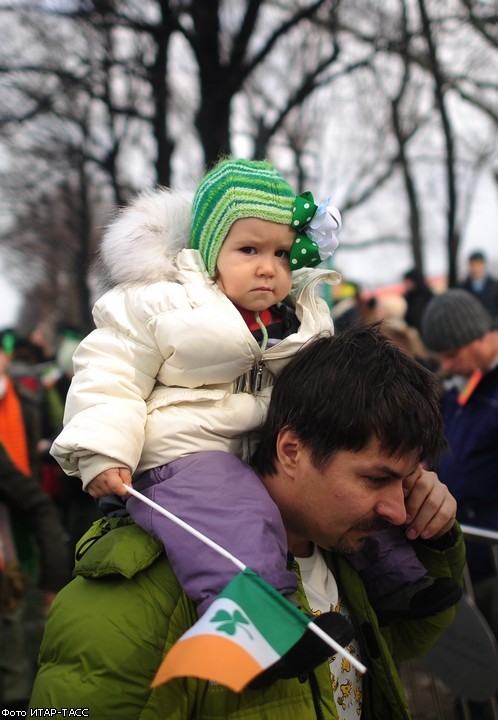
[335,166,498,289]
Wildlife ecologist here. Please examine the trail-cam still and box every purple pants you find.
[127,451,297,615]
[348,526,427,602]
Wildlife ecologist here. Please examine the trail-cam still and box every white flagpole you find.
[126,484,367,674]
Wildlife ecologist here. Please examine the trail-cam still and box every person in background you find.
[421,288,498,639]
[381,317,440,373]
[0,331,70,710]
[29,321,55,368]
[1,331,44,482]
[38,326,102,563]
[458,250,498,323]
[30,325,465,719]
[331,279,363,330]
[331,279,380,332]
[401,268,434,334]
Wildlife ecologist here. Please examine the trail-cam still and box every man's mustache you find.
[352,518,393,533]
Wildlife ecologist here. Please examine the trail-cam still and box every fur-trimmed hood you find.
[99,188,193,286]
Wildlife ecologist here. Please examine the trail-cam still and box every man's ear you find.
[276,428,302,478]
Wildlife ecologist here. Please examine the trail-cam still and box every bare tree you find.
[1,0,353,329]
[0,0,497,330]
[325,0,497,282]
[416,0,459,285]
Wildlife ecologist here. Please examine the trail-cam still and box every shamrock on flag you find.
[152,567,311,692]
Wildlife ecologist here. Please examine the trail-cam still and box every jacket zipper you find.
[235,359,265,394]
[253,360,264,392]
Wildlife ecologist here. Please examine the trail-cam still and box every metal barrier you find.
[400,524,498,720]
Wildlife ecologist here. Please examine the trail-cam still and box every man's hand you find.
[87,467,132,498]
[403,466,457,541]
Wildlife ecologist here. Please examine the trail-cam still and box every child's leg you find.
[348,526,426,603]
[127,451,297,616]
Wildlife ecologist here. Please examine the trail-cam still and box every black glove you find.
[249,610,355,689]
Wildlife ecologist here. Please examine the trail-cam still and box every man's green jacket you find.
[30,517,465,719]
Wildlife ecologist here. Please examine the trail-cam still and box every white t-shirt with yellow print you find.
[296,545,363,719]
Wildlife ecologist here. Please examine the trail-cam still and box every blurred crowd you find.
[332,248,498,374]
[0,323,102,710]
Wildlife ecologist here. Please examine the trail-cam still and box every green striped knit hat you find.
[190,158,296,276]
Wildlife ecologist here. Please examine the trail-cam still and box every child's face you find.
[215,217,295,312]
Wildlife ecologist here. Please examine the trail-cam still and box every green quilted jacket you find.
[30,517,465,719]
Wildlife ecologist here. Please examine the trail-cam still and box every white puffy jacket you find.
[51,189,340,489]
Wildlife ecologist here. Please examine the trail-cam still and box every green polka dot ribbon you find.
[290,191,341,270]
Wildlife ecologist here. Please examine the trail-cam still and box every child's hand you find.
[87,467,132,498]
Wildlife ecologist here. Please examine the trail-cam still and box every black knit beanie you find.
[421,289,493,352]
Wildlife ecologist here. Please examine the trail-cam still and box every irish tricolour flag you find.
[126,483,366,693]
[152,567,310,692]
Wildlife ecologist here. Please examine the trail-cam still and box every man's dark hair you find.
[252,323,447,475]
[469,250,485,263]
[403,268,425,286]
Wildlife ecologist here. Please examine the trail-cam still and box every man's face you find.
[469,258,485,281]
[438,339,482,377]
[273,433,420,557]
